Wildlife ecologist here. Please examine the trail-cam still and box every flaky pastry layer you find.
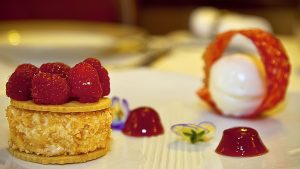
[6,105,112,157]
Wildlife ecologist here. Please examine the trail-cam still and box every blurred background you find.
[0,0,299,70]
[0,0,299,34]
[137,0,299,35]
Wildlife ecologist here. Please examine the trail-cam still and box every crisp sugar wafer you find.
[10,97,111,113]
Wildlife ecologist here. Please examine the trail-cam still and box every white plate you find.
[0,68,300,169]
[0,21,145,66]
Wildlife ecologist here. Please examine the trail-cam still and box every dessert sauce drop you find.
[122,107,164,137]
[216,127,268,157]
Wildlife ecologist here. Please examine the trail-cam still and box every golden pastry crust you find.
[6,105,112,158]
[10,97,111,113]
[8,145,110,165]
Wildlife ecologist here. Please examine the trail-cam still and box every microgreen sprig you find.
[171,121,216,144]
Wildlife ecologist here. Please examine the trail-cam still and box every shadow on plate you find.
[0,148,28,169]
[168,140,212,152]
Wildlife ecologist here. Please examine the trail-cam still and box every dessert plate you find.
[0,21,146,66]
[0,68,300,169]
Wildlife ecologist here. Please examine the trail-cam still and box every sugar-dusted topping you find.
[10,97,111,113]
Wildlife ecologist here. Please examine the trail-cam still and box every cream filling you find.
[209,53,266,117]
[210,85,264,117]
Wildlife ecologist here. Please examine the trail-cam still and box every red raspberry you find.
[84,58,102,72]
[98,67,110,96]
[32,72,70,105]
[15,64,39,73]
[39,62,70,78]
[68,62,103,103]
[6,64,38,101]
[84,58,110,96]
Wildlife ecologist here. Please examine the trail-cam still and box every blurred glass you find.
[296,4,300,45]
[295,3,300,76]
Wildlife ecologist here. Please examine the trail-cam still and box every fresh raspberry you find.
[97,67,110,96]
[15,64,39,74]
[39,62,70,78]
[84,58,110,96]
[32,72,70,105]
[6,64,38,101]
[68,62,103,103]
[84,58,102,72]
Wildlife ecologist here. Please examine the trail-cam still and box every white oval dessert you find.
[209,53,266,117]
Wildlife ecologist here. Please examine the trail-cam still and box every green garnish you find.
[183,129,207,144]
[171,121,216,144]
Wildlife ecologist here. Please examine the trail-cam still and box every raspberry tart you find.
[6,58,112,164]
